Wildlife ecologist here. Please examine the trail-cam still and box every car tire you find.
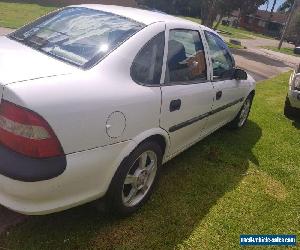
[284,96,298,118]
[105,141,163,217]
[229,94,253,129]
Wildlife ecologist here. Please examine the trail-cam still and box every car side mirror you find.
[234,68,248,80]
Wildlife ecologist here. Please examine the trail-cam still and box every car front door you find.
[160,24,215,157]
[203,31,249,132]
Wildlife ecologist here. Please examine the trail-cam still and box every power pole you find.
[278,0,298,49]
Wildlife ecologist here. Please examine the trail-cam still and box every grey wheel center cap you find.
[137,170,148,187]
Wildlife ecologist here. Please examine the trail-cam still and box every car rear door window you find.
[165,29,207,84]
[204,31,235,80]
[131,32,165,86]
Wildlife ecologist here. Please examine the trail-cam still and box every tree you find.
[240,0,268,15]
[265,0,270,11]
[137,0,174,13]
[278,0,295,12]
[200,0,268,28]
[213,0,242,29]
[137,0,268,28]
[278,0,299,48]
[268,0,277,21]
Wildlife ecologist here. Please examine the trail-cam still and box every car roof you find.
[71,4,216,34]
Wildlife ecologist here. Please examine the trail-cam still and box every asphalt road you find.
[225,36,298,81]
[232,48,292,81]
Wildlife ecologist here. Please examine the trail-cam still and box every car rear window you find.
[9,7,145,69]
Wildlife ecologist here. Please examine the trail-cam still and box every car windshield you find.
[9,7,144,68]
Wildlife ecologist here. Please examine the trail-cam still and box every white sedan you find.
[285,65,300,116]
[0,5,256,216]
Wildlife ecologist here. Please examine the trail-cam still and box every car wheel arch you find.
[103,128,170,194]
[249,90,255,99]
[130,128,170,159]
[137,134,167,157]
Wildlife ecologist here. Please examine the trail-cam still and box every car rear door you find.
[159,23,215,157]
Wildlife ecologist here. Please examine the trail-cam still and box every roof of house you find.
[251,10,288,24]
[231,10,241,18]
[231,9,288,24]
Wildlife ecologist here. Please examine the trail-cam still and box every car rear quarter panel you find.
[2,22,166,155]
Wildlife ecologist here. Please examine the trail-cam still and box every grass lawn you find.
[262,46,300,57]
[0,72,299,249]
[0,3,274,43]
[184,16,273,40]
[0,2,59,28]
[218,24,273,40]
[226,41,246,50]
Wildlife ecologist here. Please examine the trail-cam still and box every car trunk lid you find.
[0,36,78,85]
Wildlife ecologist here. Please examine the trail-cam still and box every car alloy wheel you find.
[105,141,162,216]
[238,98,251,127]
[122,150,157,207]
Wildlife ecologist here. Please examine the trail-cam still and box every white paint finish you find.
[160,23,215,155]
[77,4,199,27]
[160,83,215,155]
[0,36,78,85]
[289,90,300,109]
[288,72,300,109]
[206,79,249,132]
[0,5,256,214]
[3,22,165,154]
[0,140,135,215]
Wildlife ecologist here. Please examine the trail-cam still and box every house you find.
[220,10,241,27]
[221,9,289,37]
[286,4,300,45]
[239,10,288,38]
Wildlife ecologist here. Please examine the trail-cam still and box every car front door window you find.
[204,31,235,80]
[165,29,207,84]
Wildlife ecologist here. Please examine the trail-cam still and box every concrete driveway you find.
[225,36,299,81]
[233,48,292,81]
[0,27,13,36]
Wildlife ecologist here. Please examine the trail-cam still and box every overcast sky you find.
[259,0,285,11]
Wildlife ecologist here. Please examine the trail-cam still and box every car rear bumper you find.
[288,89,300,109]
[0,140,133,215]
[0,145,66,182]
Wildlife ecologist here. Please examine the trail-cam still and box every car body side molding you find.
[169,98,244,132]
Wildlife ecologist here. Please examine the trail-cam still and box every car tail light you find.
[0,100,63,158]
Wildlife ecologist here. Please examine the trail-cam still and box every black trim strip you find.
[169,98,244,132]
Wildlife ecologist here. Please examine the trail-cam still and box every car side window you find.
[204,31,235,80]
[165,29,207,84]
[131,32,165,85]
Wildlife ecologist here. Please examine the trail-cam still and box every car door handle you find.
[216,91,223,100]
[170,99,181,112]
